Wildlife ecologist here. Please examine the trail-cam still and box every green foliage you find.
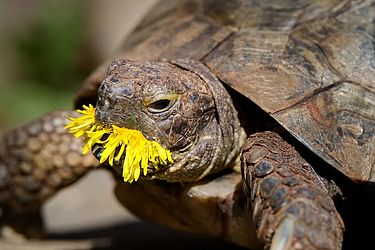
[1,1,93,127]
[14,1,86,89]
[1,82,71,125]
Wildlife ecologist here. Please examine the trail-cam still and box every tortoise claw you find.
[270,216,295,250]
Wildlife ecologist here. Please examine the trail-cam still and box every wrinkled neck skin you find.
[160,59,246,182]
[95,59,246,183]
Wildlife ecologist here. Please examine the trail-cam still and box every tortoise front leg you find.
[241,132,344,250]
[0,111,99,238]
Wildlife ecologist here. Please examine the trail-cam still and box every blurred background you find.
[0,1,246,249]
[0,0,157,130]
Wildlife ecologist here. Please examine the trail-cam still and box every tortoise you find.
[1,0,375,249]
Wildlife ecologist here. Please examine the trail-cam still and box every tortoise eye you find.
[148,99,171,111]
[146,94,178,113]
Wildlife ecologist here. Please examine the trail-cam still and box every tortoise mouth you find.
[91,138,170,176]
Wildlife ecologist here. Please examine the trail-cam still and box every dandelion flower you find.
[64,104,173,183]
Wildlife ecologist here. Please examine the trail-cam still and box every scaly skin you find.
[0,111,98,237]
[242,132,344,249]
[115,171,262,249]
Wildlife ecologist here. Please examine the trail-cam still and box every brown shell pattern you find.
[75,0,375,183]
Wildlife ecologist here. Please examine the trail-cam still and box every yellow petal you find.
[65,104,174,183]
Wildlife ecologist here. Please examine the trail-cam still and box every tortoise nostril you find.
[109,73,120,83]
[100,74,134,98]
[98,81,113,96]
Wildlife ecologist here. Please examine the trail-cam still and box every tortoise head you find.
[94,59,245,182]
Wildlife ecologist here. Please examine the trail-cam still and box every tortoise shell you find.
[75,0,375,183]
